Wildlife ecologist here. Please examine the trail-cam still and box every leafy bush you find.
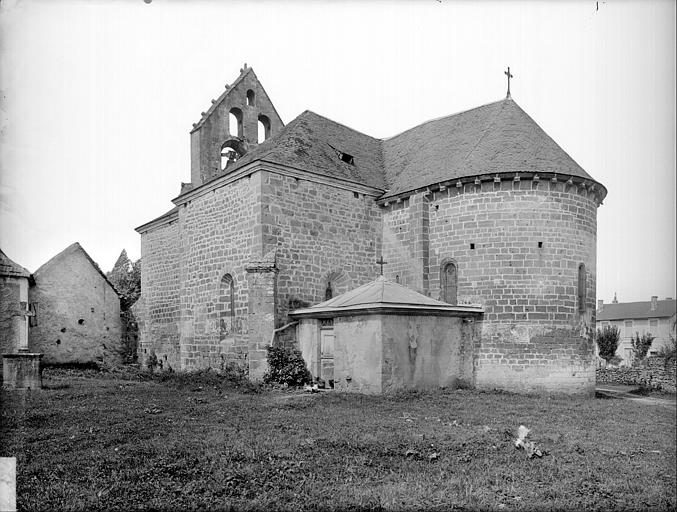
[263,345,312,387]
[656,335,676,363]
[596,325,621,362]
[631,332,654,363]
[607,355,623,366]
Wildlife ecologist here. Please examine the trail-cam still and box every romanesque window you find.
[246,89,255,106]
[258,115,271,143]
[219,274,235,340]
[441,261,458,305]
[325,282,333,301]
[229,107,243,137]
[578,263,586,313]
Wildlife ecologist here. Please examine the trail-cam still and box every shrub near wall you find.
[596,357,676,393]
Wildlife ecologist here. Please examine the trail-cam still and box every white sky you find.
[0,0,675,303]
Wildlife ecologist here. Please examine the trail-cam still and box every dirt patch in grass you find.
[2,370,675,511]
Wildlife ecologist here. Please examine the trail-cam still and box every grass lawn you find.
[1,368,675,511]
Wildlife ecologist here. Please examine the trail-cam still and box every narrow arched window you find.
[578,263,587,313]
[325,282,333,301]
[229,107,243,137]
[246,89,255,106]
[258,114,271,143]
[219,274,235,340]
[441,261,458,305]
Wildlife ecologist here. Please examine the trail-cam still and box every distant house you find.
[28,243,124,366]
[596,295,676,365]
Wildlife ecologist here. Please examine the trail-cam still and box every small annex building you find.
[290,276,483,393]
[28,243,124,366]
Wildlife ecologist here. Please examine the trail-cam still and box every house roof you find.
[289,276,483,318]
[382,98,597,198]
[223,110,387,190]
[0,248,31,279]
[597,299,677,321]
[34,243,120,296]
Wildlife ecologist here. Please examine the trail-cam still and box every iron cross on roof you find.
[504,66,514,99]
[376,255,388,276]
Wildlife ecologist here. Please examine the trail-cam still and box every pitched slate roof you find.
[0,248,31,278]
[597,299,677,321]
[290,276,483,317]
[216,97,599,200]
[224,110,386,190]
[381,98,594,198]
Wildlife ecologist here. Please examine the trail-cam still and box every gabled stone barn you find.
[136,66,606,394]
[28,243,124,366]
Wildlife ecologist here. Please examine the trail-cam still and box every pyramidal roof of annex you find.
[289,276,483,318]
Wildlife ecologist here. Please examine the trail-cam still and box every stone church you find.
[135,65,606,394]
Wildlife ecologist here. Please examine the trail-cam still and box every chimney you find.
[612,292,618,304]
[597,299,603,312]
[651,296,658,311]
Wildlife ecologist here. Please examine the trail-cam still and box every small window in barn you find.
[257,115,271,143]
[219,274,235,340]
[470,243,475,250]
[229,107,243,137]
[56,339,61,345]
[441,261,458,306]
[353,192,359,199]
[246,89,255,106]
[78,319,85,325]
[578,263,587,313]
[538,241,543,248]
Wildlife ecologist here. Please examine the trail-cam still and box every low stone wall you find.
[596,357,676,393]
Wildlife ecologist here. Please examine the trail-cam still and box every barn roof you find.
[289,276,483,318]
[0,248,31,279]
[33,243,120,296]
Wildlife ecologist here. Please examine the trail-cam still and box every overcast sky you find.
[0,0,675,303]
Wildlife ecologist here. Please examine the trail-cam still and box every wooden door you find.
[320,328,335,386]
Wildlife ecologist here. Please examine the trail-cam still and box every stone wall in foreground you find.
[597,357,676,393]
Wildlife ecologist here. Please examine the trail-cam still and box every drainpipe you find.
[270,321,299,346]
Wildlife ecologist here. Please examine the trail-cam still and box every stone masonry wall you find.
[597,357,676,393]
[260,172,383,324]
[424,179,598,393]
[139,218,182,370]
[178,172,260,370]
[0,277,25,369]
[29,250,123,366]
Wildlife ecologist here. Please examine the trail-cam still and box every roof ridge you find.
[302,110,382,142]
[383,98,509,142]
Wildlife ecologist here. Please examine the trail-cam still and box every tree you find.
[631,331,654,362]
[596,325,620,362]
[107,250,142,363]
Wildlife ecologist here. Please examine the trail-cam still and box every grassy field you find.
[1,368,675,512]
